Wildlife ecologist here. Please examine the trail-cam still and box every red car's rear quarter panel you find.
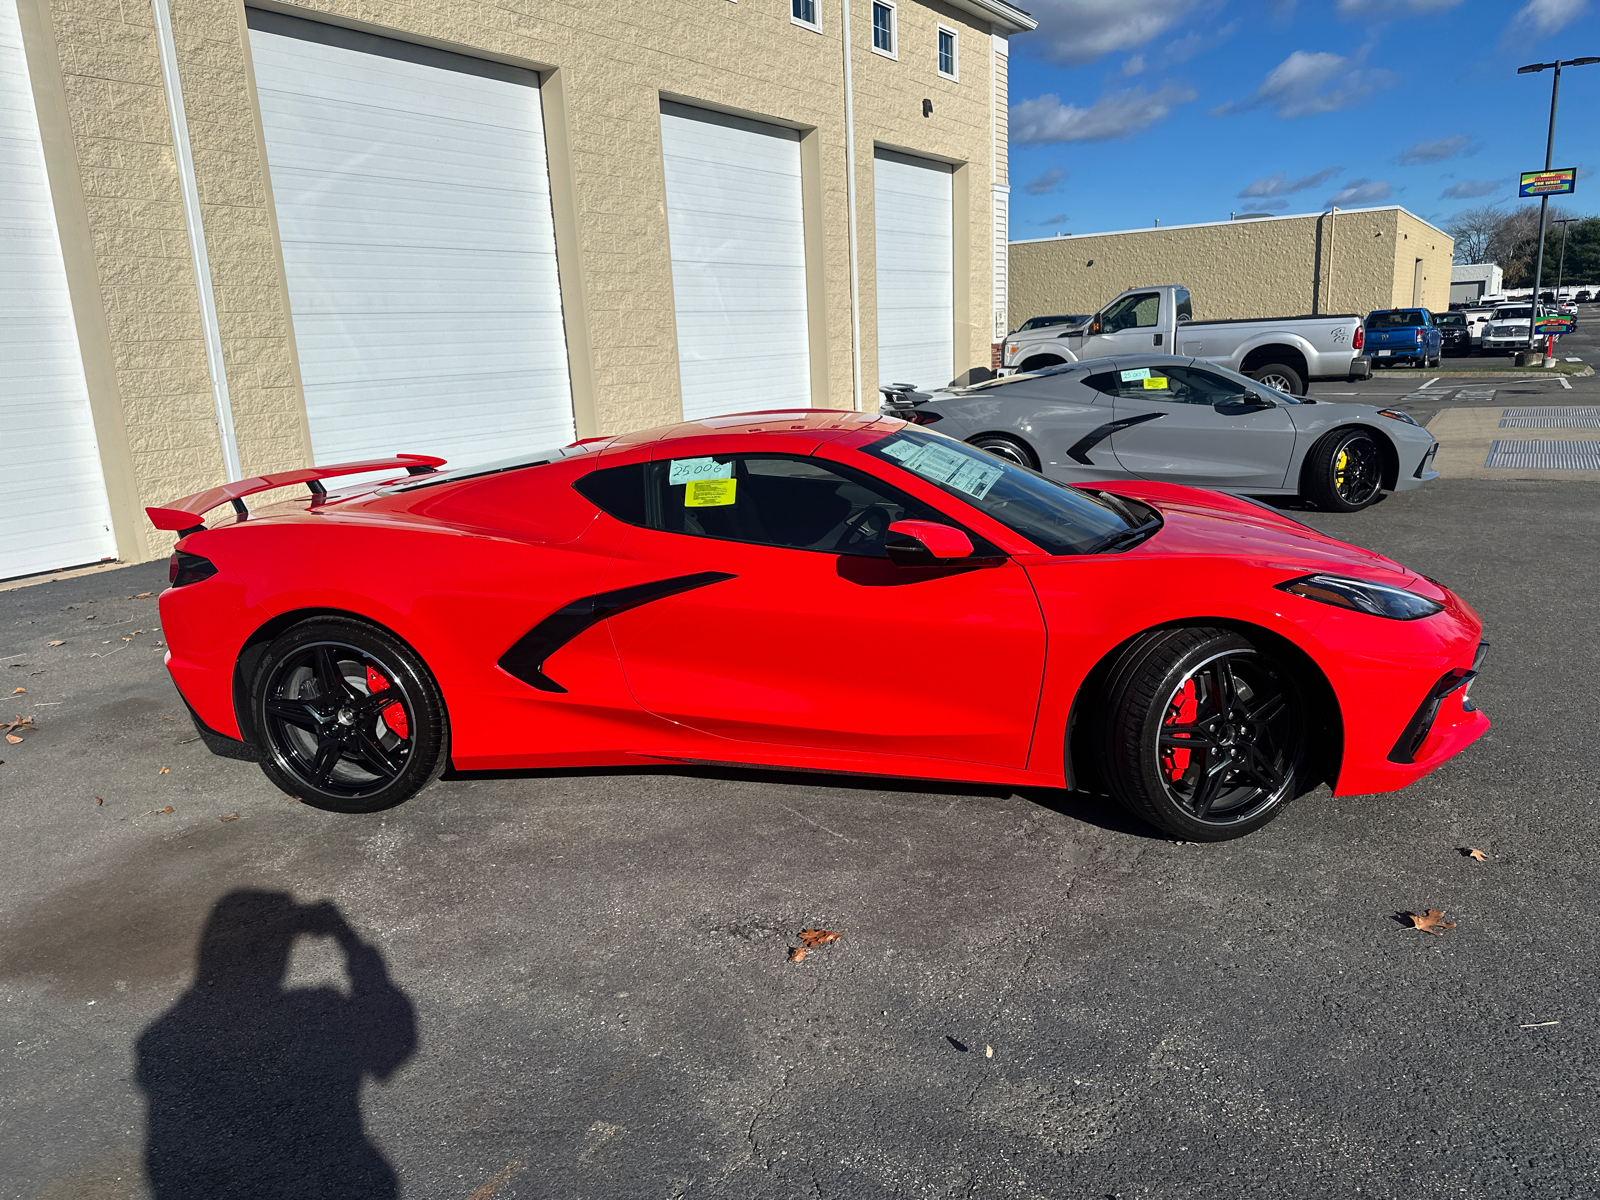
[159,456,682,761]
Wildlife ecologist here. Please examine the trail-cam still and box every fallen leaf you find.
[1463,847,1488,862]
[219,813,240,822]
[83,614,96,620]
[157,716,173,721]
[787,947,807,963]
[1407,909,1457,937]
[10,687,23,695]
[134,592,154,598]
[122,637,132,643]
[150,805,174,815]
[4,735,20,745]
[94,797,103,806]
[985,1045,994,1059]
[798,928,841,948]
[158,766,170,775]
[47,641,64,647]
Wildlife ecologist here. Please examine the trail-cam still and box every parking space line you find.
[1560,375,1572,390]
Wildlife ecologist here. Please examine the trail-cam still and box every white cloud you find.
[1328,178,1392,206]
[1213,49,1397,119]
[1399,135,1471,164]
[1122,55,1146,76]
[1503,0,1589,42]
[1026,168,1068,195]
[1011,84,1197,144]
[1337,0,1460,17]
[1020,0,1201,67]
[1238,166,1342,197]
[1441,179,1502,199]
[1237,201,1290,213]
[1158,21,1238,65]
[1038,213,1070,225]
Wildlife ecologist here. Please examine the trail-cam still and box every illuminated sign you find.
[1519,169,1577,197]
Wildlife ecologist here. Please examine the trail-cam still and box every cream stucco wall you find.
[22,0,1013,562]
[1008,207,1454,331]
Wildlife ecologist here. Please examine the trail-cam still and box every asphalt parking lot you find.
[4,322,1599,1199]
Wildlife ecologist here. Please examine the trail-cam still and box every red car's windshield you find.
[861,428,1136,555]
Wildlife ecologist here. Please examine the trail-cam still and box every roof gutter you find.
[943,0,1036,33]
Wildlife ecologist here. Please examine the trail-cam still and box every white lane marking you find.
[1559,374,1572,390]
[1419,376,1440,389]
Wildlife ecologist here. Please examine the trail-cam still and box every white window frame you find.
[870,0,897,60]
[936,23,958,81]
[791,0,821,33]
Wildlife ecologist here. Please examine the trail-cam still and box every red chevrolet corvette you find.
[149,410,1488,840]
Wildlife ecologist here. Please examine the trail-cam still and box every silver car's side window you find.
[1099,292,1161,332]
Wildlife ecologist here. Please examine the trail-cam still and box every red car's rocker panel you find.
[152,409,1488,839]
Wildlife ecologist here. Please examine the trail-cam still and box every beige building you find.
[1009,206,1454,331]
[1,0,1032,579]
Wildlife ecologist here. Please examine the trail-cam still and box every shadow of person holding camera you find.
[136,891,417,1198]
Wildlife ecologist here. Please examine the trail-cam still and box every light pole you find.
[1517,56,1599,364]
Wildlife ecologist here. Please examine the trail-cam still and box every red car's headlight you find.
[1276,573,1443,620]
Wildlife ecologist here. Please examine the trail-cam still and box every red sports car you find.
[149,410,1488,841]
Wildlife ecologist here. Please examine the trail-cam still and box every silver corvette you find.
[885,354,1440,512]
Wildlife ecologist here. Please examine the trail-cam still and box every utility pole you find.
[1517,56,1599,365]
[1552,217,1576,301]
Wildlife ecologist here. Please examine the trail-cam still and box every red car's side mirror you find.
[886,519,975,566]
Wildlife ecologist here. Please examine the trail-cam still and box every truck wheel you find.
[1303,428,1383,512]
[1017,355,1067,373]
[1247,363,1304,395]
[969,433,1040,470]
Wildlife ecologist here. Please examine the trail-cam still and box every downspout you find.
[841,0,863,410]
[151,0,241,481]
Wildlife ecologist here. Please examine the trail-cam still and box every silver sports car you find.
[885,354,1439,512]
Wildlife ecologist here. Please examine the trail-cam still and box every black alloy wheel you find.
[1098,628,1310,841]
[1303,427,1384,512]
[969,433,1041,471]
[250,617,448,813]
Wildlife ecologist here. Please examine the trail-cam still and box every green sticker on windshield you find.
[1120,368,1151,381]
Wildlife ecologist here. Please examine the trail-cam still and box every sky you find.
[1005,0,1600,240]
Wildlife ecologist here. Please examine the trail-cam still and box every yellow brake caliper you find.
[1334,448,1348,487]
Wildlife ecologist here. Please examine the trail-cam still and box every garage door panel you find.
[250,11,573,467]
[1,0,117,580]
[873,150,953,393]
[661,102,810,421]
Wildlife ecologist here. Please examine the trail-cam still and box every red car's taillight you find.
[1353,326,1364,350]
[169,550,217,587]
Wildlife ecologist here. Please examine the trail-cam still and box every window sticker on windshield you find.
[880,440,920,463]
[1120,368,1151,381]
[684,478,737,507]
[1143,376,1169,389]
[669,457,732,485]
[891,441,1003,500]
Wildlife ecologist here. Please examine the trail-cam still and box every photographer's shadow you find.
[136,891,417,1198]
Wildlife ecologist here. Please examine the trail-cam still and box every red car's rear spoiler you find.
[145,454,447,533]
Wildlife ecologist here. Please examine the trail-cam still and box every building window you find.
[937,25,958,79]
[872,1,896,57]
[791,0,819,31]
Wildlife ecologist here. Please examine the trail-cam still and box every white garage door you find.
[0,0,116,581]
[248,12,574,468]
[874,150,954,392]
[660,102,810,421]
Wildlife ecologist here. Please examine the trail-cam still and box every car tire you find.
[1302,426,1384,512]
[1246,362,1304,395]
[968,433,1040,470]
[249,616,449,813]
[1097,627,1310,841]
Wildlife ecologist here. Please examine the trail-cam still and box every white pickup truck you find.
[998,285,1372,395]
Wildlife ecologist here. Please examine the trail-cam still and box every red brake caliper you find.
[1162,678,1197,782]
[365,666,409,740]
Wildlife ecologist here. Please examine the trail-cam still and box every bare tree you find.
[1444,205,1508,264]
